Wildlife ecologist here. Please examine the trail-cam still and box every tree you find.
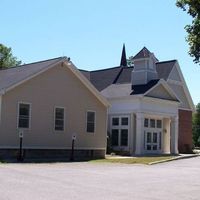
[193,103,200,147]
[0,43,21,69]
[176,0,200,64]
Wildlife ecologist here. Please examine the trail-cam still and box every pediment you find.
[145,83,179,102]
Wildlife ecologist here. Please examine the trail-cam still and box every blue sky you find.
[1,0,199,105]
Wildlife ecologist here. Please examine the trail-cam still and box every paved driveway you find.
[0,157,200,200]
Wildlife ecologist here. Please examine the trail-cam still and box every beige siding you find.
[0,64,107,150]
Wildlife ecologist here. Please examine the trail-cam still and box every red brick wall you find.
[178,109,193,153]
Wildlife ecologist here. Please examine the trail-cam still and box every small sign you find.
[72,133,76,140]
[18,130,24,138]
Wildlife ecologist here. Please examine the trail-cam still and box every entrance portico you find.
[135,112,179,155]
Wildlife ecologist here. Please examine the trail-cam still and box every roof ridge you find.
[90,66,121,72]
[113,67,124,84]
[156,59,177,64]
[79,69,90,72]
[0,56,66,72]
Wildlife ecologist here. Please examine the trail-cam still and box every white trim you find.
[167,79,182,86]
[178,108,193,111]
[110,114,130,151]
[105,94,143,101]
[144,79,181,102]
[17,102,32,130]
[143,96,180,105]
[54,106,66,132]
[168,62,195,111]
[86,110,96,133]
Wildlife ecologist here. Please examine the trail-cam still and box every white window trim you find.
[143,117,163,153]
[110,115,130,148]
[86,110,96,133]
[17,102,32,130]
[54,106,65,132]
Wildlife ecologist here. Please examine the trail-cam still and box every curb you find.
[148,154,199,165]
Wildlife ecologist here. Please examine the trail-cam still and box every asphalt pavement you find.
[0,157,199,200]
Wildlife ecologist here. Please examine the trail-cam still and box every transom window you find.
[112,118,119,126]
[18,103,31,129]
[144,118,162,129]
[86,111,95,133]
[55,107,65,131]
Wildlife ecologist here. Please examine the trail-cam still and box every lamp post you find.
[17,130,24,162]
[70,133,76,161]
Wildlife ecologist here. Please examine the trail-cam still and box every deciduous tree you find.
[176,0,200,64]
[0,43,21,69]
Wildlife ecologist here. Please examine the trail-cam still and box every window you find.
[150,119,155,128]
[121,117,128,126]
[157,120,162,128]
[112,118,119,126]
[55,107,65,131]
[18,103,31,129]
[87,111,95,133]
[120,129,128,146]
[144,118,149,127]
[111,129,119,146]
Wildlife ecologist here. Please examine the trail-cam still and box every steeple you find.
[120,44,127,67]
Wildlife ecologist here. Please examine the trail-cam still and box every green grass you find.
[89,156,175,165]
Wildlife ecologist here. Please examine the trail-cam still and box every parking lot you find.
[0,157,199,200]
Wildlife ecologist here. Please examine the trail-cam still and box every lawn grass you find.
[89,156,175,165]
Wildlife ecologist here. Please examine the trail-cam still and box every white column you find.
[171,116,179,154]
[135,113,144,155]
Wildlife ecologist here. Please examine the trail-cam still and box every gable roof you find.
[0,57,110,107]
[80,60,176,91]
[144,79,180,102]
[0,57,64,93]
[132,47,151,59]
[131,79,160,95]
[89,66,122,91]
[156,60,177,80]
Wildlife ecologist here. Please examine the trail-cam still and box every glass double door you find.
[145,131,161,152]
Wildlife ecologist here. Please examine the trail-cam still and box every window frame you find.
[110,115,130,148]
[54,106,65,132]
[17,102,32,130]
[86,110,96,133]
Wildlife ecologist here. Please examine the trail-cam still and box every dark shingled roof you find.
[0,57,64,92]
[115,67,133,84]
[132,47,151,59]
[80,60,175,92]
[79,69,90,80]
[89,66,122,91]
[156,60,177,80]
[131,79,160,95]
